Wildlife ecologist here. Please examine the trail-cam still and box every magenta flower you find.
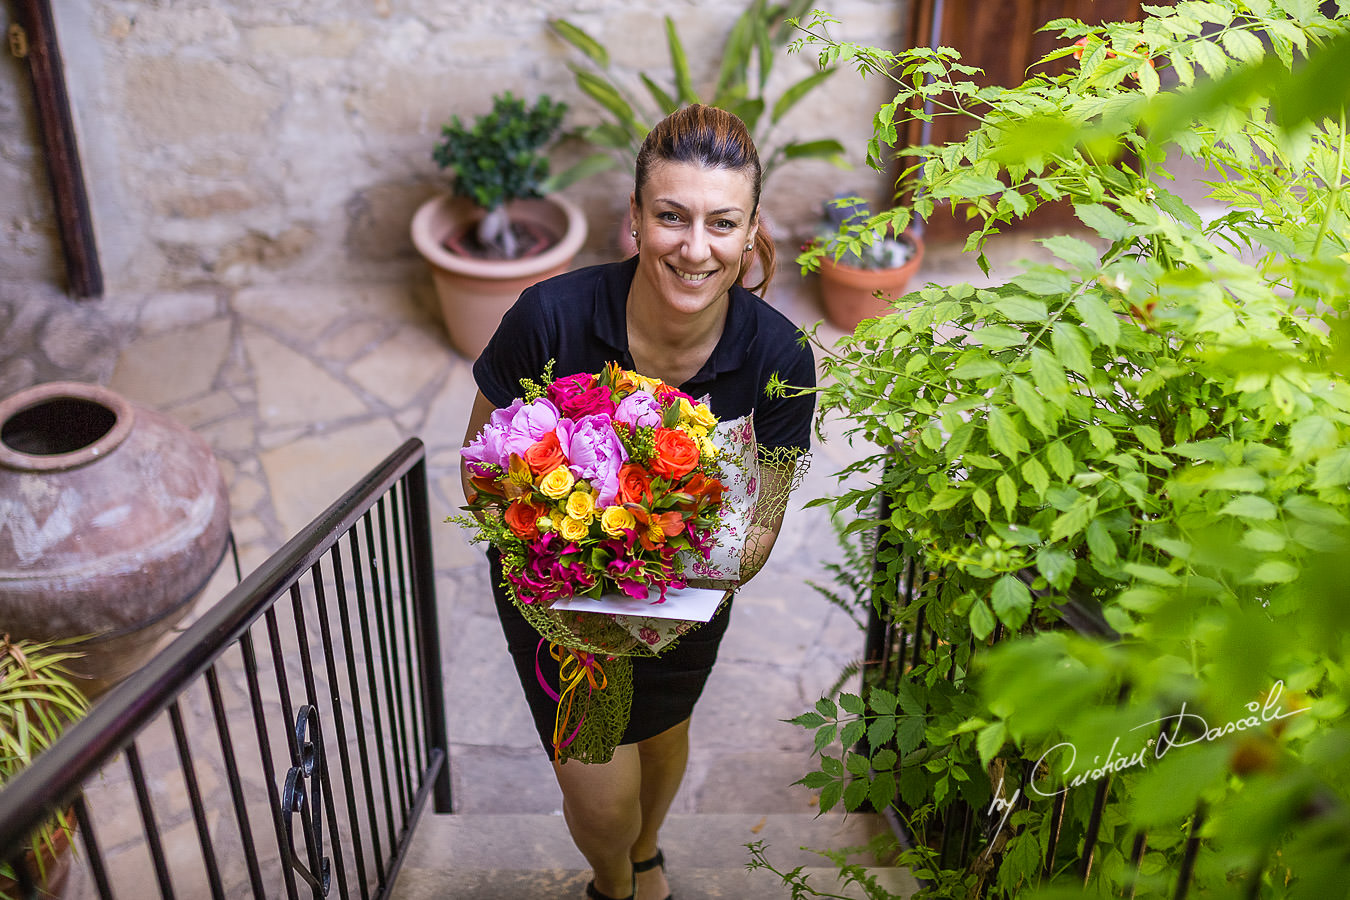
[546,373,596,409]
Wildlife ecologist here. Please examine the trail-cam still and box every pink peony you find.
[501,398,561,460]
[613,390,663,433]
[558,414,628,506]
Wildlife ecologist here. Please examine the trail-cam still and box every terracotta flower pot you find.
[0,807,76,897]
[817,231,925,332]
[0,382,231,694]
[411,193,588,359]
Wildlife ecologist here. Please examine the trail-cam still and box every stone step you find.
[392,812,920,900]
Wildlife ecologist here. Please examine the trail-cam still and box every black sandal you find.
[633,849,673,900]
[585,876,635,900]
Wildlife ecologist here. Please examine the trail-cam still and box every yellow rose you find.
[566,489,596,521]
[635,375,664,395]
[559,516,590,541]
[697,434,718,460]
[689,402,717,431]
[537,515,555,532]
[539,466,576,499]
[600,505,636,537]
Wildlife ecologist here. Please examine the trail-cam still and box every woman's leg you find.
[631,719,690,900]
[553,745,643,898]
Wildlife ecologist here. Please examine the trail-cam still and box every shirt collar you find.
[595,256,757,386]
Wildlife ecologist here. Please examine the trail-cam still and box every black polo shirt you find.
[473,257,815,452]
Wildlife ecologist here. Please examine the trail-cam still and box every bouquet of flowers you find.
[458,362,741,762]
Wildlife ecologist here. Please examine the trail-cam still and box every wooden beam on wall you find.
[11,0,103,298]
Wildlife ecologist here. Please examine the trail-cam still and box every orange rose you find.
[504,498,549,540]
[651,428,699,480]
[523,432,565,476]
[618,464,654,506]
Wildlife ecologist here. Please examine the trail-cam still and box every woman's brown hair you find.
[634,103,775,295]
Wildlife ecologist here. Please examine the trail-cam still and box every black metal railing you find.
[861,489,1202,898]
[0,438,450,899]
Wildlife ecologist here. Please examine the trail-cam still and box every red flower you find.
[523,431,566,477]
[560,386,617,419]
[651,429,699,480]
[504,498,549,540]
[673,472,724,511]
[546,372,595,408]
[617,464,654,506]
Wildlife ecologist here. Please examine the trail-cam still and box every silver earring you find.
[631,230,638,239]
[745,242,753,251]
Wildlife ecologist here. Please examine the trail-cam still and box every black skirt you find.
[489,549,732,755]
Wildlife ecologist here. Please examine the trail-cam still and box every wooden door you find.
[901,0,1148,241]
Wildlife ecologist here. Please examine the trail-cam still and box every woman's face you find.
[629,160,758,317]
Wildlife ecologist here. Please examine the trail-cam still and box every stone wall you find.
[1,1,905,296]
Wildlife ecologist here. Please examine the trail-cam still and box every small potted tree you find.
[811,195,923,332]
[411,93,605,358]
[0,636,89,896]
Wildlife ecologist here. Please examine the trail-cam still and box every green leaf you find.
[665,17,699,104]
[991,574,1031,630]
[1220,495,1278,520]
[977,721,1007,766]
[1192,38,1229,77]
[1289,415,1338,462]
[1313,449,1350,489]
[551,19,609,68]
[771,68,837,122]
[996,474,1019,515]
[1036,547,1077,589]
[1284,495,1348,526]
[1122,561,1180,585]
[1013,268,1073,297]
[1074,203,1133,241]
[988,407,1030,458]
[1046,440,1076,479]
[869,688,898,715]
[1021,457,1051,499]
[1086,518,1118,564]
[781,139,848,161]
[1040,234,1100,271]
[1011,377,1052,435]
[971,325,1027,349]
[1220,28,1265,63]
[1030,349,1071,403]
[1051,322,1094,375]
[839,692,865,715]
[1250,560,1299,583]
[868,715,897,747]
[969,598,997,639]
[1050,498,1096,542]
[995,296,1050,322]
[639,73,679,115]
[574,69,641,130]
[1074,294,1121,346]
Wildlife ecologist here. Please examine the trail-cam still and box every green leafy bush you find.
[771,2,1350,896]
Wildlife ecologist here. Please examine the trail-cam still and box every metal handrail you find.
[0,437,451,894]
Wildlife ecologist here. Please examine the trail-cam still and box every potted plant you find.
[811,195,923,331]
[411,92,606,359]
[0,636,89,896]
[551,0,848,255]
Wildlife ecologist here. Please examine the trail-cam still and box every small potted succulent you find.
[812,194,923,331]
[0,636,89,897]
[411,92,607,358]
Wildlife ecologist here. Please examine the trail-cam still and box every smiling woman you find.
[457,104,814,900]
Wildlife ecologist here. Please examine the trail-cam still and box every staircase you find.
[392,810,918,899]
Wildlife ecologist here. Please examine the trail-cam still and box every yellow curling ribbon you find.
[548,643,609,759]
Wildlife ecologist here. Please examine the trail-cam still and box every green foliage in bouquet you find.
[763,2,1350,896]
[550,0,846,182]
